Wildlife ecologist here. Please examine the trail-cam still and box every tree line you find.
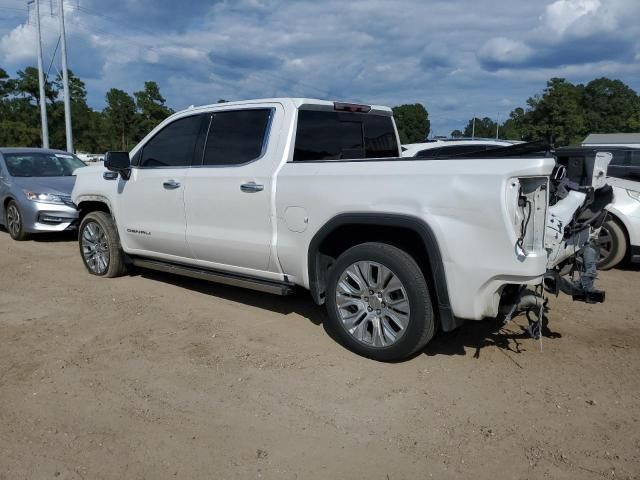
[1,66,638,151]
[0,66,174,152]
[451,77,640,145]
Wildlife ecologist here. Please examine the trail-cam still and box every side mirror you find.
[104,151,131,179]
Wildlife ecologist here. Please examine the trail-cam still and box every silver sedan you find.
[0,148,85,240]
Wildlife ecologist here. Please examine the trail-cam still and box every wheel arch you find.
[307,213,461,332]
[76,196,114,222]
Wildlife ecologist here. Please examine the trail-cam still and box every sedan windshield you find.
[4,152,86,177]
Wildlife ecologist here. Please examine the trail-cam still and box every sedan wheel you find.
[5,201,28,241]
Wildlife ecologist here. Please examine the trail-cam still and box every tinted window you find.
[293,110,398,161]
[202,109,272,166]
[630,151,640,166]
[4,152,85,177]
[608,151,628,166]
[140,115,203,168]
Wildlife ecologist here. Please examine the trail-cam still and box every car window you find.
[293,110,398,161]
[202,109,272,166]
[629,151,640,167]
[3,152,86,177]
[140,114,204,168]
[607,151,628,166]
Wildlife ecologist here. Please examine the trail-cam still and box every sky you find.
[0,0,639,136]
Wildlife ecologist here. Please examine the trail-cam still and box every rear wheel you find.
[5,201,28,241]
[78,211,128,277]
[597,218,627,270]
[325,242,435,361]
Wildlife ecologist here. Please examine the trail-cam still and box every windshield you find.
[3,152,86,177]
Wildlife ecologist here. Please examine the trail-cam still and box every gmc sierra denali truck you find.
[72,98,609,361]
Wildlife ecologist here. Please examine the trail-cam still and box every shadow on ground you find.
[0,226,77,243]
[135,268,563,362]
[422,315,561,362]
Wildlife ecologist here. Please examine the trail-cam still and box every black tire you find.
[325,242,435,361]
[597,218,627,270]
[78,211,128,278]
[5,200,29,241]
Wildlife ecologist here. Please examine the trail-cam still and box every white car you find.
[555,146,640,269]
[601,178,640,268]
[71,98,609,361]
[402,138,521,158]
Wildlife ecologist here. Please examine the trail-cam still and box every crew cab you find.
[72,98,606,361]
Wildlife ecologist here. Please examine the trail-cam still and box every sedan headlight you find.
[24,191,65,205]
[628,189,640,203]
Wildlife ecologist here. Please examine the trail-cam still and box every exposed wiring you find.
[516,199,532,255]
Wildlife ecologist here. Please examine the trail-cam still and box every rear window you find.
[293,110,398,161]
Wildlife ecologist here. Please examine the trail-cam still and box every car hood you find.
[11,176,76,196]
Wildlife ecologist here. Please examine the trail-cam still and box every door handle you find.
[163,179,181,189]
[240,182,264,193]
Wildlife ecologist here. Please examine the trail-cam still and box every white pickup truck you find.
[72,98,609,361]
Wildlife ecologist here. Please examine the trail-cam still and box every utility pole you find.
[33,0,49,148]
[495,113,500,139]
[471,113,476,139]
[58,0,73,152]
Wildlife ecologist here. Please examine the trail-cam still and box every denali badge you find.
[126,228,151,236]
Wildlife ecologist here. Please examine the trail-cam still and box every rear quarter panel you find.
[275,157,555,320]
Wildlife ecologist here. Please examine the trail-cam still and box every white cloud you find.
[479,37,534,65]
[542,0,602,36]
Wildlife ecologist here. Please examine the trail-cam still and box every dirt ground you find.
[1,231,639,480]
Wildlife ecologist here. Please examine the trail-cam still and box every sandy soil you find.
[1,231,639,480]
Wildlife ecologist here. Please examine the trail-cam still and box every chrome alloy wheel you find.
[6,204,21,237]
[81,221,110,274]
[335,261,411,348]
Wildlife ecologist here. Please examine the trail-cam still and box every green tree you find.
[500,107,526,140]
[582,78,640,133]
[48,69,104,152]
[104,88,138,150]
[450,129,463,138]
[392,103,430,144]
[14,66,56,103]
[0,67,13,99]
[134,81,174,135]
[462,116,499,138]
[524,78,586,145]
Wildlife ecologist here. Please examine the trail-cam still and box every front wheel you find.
[325,242,435,361]
[78,211,128,278]
[5,200,28,241]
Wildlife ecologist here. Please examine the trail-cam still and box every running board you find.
[131,258,294,296]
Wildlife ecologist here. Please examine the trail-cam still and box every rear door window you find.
[202,109,272,166]
[293,110,398,161]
